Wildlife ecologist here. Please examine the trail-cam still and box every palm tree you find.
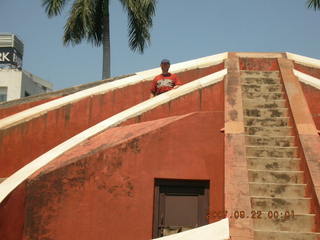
[41,0,156,79]
[307,0,320,10]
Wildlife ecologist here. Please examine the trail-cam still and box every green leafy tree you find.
[42,0,156,79]
[307,0,320,10]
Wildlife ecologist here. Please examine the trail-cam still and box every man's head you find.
[160,59,170,74]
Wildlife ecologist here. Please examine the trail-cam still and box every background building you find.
[0,34,52,102]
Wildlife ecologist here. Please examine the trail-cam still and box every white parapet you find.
[286,52,320,69]
[152,218,229,240]
[293,69,320,90]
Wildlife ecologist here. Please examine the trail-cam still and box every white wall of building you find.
[21,70,53,97]
[0,69,22,101]
[0,68,53,102]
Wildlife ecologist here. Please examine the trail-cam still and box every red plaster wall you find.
[294,63,320,79]
[300,83,320,130]
[0,183,26,240]
[239,58,279,71]
[294,63,320,130]
[124,81,224,126]
[16,112,224,240]
[279,58,320,231]
[0,65,223,178]
[0,97,61,120]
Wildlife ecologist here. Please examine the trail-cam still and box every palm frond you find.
[63,0,96,46]
[307,0,320,10]
[121,0,156,53]
[42,0,68,17]
[87,0,106,46]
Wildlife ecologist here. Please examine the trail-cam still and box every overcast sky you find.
[1,0,320,90]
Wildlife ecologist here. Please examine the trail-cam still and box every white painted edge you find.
[152,218,229,240]
[235,52,283,58]
[0,52,227,130]
[286,52,320,69]
[293,69,320,90]
[0,69,227,203]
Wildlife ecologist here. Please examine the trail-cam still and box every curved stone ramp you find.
[0,53,227,177]
[0,74,133,119]
[0,53,227,130]
[293,69,320,90]
[0,68,226,204]
[286,52,320,69]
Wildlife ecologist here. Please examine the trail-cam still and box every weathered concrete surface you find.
[0,183,26,240]
[239,58,280,71]
[225,53,254,239]
[279,58,320,231]
[255,230,320,240]
[241,64,320,239]
[13,112,224,240]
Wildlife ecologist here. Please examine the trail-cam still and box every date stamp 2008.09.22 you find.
[208,210,295,220]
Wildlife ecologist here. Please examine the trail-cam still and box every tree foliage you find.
[41,0,156,78]
[307,0,320,10]
[41,0,156,52]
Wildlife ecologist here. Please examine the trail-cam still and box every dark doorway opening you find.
[153,179,209,238]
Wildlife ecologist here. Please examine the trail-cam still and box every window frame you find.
[152,179,209,238]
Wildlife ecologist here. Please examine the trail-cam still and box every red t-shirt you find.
[150,73,182,96]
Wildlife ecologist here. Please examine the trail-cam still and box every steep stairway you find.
[241,70,320,240]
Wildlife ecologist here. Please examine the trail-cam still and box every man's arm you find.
[150,77,158,98]
[173,74,182,89]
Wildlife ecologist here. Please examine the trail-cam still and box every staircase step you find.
[244,99,286,108]
[245,126,292,136]
[255,230,320,240]
[249,183,306,198]
[251,196,311,213]
[246,146,298,158]
[248,170,304,184]
[242,77,281,85]
[244,108,288,118]
[245,136,294,147]
[243,91,284,100]
[253,212,315,232]
[240,71,281,80]
[245,117,290,127]
[242,84,283,93]
[247,157,300,171]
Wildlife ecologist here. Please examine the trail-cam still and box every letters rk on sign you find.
[0,47,22,67]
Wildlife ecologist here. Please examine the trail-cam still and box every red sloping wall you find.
[0,183,26,240]
[0,97,61,119]
[239,58,279,71]
[300,83,320,130]
[294,63,320,79]
[16,111,224,240]
[0,64,224,178]
[293,62,320,129]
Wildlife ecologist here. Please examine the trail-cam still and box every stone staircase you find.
[241,70,320,240]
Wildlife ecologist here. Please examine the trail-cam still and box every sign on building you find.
[0,34,24,69]
[0,47,23,68]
